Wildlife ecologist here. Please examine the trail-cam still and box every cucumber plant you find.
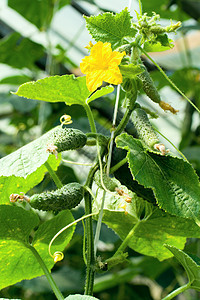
[1,1,200,300]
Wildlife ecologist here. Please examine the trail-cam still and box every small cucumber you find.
[30,182,84,211]
[132,108,159,148]
[137,65,161,104]
[94,170,118,192]
[50,126,87,152]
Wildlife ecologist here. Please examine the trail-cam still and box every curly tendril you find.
[60,114,73,126]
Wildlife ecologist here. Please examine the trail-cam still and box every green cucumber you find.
[50,126,87,152]
[137,65,161,104]
[30,182,84,211]
[94,170,118,192]
[132,108,159,148]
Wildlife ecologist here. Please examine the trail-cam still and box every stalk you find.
[113,221,140,257]
[84,165,97,295]
[162,282,191,300]
[29,245,64,300]
[44,161,63,189]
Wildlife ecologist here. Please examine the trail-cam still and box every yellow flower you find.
[80,41,125,92]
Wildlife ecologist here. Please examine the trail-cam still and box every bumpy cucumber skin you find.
[30,183,84,211]
[94,170,118,192]
[132,108,159,148]
[51,127,87,152]
[138,66,161,104]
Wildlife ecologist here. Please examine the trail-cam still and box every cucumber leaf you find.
[0,126,61,204]
[92,184,200,260]
[84,8,137,50]
[166,245,200,291]
[0,206,74,290]
[13,75,114,106]
[116,133,200,221]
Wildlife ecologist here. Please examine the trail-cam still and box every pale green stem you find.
[106,84,121,175]
[114,221,140,257]
[162,282,191,300]
[138,0,142,15]
[29,245,64,300]
[44,161,63,189]
[84,104,97,134]
[94,85,121,257]
[62,158,92,166]
[139,46,200,114]
[94,190,106,257]
[48,213,97,258]
[128,0,132,10]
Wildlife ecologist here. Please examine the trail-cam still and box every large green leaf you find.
[0,126,61,204]
[0,205,74,290]
[8,0,54,30]
[116,133,200,221]
[166,245,200,291]
[13,75,114,105]
[92,184,200,260]
[0,32,44,69]
[84,8,137,49]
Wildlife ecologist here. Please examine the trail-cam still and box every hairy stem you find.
[162,282,191,300]
[44,161,63,189]
[84,164,97,295]
[29,245,64,300]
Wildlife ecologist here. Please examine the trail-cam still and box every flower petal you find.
[80,41,125,91]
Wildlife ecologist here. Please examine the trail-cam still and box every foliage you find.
[0,0,200,300]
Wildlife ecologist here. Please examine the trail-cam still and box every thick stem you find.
[29,245,64,300]
[44,161,63,189]
[162,282,191,300]
[83,161,99,295]
[139,46,200,114]
[84,170,95,295]
[113,221,140,257]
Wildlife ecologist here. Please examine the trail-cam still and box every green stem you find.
[139,46,200,114]
[44,161,63,189]
[138,0,142,15]
[84,166,96,295]
[114,105,134,138]
[162,282,191,300]
[84,104,97,134]
[113,221,140,257]
[83,104,98,295]
[29,245,64,300]
[110,157,128,174]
